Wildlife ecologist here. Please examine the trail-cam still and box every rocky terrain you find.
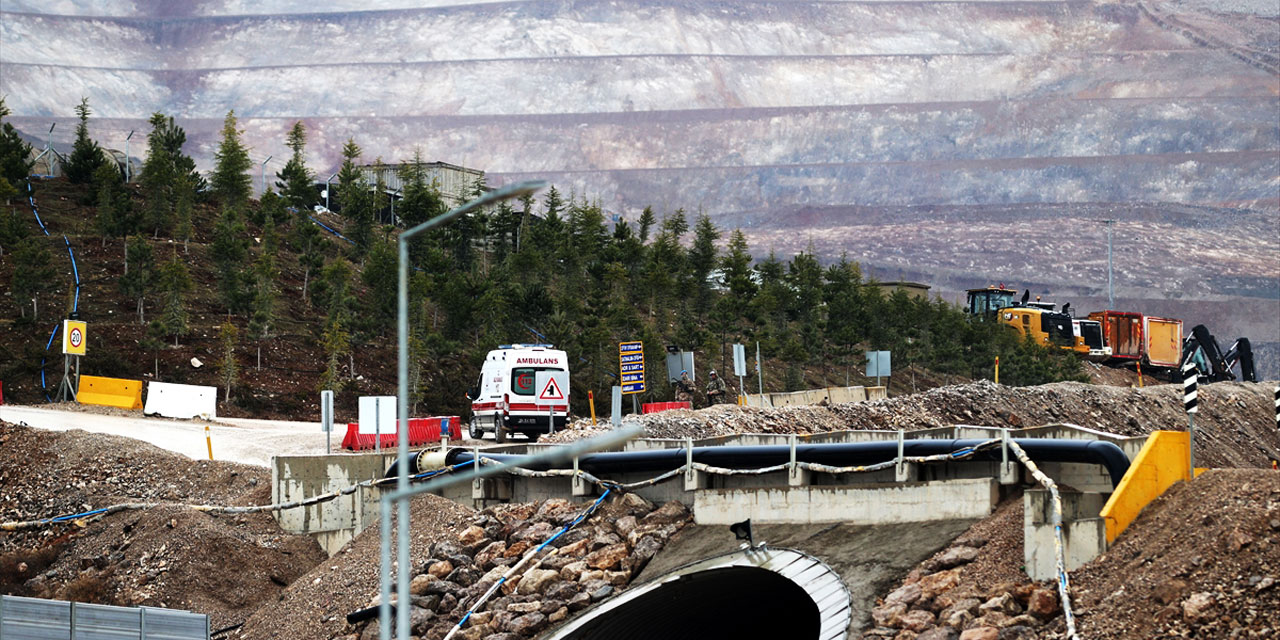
[547,380,1280,468]
[860,468,1280,639]
[0,421,327,630]
[3,371,1279,638]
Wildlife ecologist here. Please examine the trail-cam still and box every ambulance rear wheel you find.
[469,417,483,440]
[495,423,507,444]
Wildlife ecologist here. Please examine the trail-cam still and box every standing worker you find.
[706,369,728,405]
[674,370,694,405]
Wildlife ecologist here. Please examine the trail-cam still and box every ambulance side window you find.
[467,373,482,400]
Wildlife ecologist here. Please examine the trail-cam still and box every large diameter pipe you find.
[397,439,1130,489]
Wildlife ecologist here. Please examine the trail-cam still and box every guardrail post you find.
[1000,428,1019,484]
[571,455,589,496]
[787,433,809,487]
[683,437,704,491]
[471,447,485,501]
[894,429,915,482]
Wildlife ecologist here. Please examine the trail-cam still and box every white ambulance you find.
[466,344,570,442]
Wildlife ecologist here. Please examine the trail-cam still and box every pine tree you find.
[637,206,656,244]
[275,121,315,211]
[154,251,193,346]
[65,98,107,184]
[217,321,240,401]
[687,213,721,313]
[248,216,279,339]
[361,238,398,328]
[0,97,34,188]
[211,207,250,312]
[11,242,57,319]
[334,139,373,259]
[720,229,756,300]
[319,317,350,392]
[211,110,253,208]
[119,235,155,323]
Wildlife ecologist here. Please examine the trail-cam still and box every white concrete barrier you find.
[144,381,218,419]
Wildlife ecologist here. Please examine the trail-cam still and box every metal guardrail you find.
[0,595,208,640]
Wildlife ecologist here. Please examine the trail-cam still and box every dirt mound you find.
[861,469,1280,639]
[233,493,474,640]
[1070,468,1280,638]
[0,421,326,630]
[548,380,1280,468]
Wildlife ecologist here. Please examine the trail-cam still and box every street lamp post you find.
[382,180,546,640]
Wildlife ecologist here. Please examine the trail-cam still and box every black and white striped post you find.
[1182,362,1199,475]
[1274,384,1278,433]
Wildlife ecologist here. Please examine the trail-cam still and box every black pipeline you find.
[397,438,1130,489]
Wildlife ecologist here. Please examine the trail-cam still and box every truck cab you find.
[467,344,570,442]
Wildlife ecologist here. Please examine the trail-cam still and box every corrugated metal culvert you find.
[544,546,851,640]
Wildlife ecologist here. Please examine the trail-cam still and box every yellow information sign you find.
[62,320,87,356]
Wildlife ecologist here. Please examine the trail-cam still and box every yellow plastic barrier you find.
[77,375,144,410]
[1099,431,1191,543]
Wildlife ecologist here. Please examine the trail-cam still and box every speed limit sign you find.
[62,320,87,356]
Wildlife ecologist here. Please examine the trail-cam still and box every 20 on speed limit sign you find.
[62,320,87,356]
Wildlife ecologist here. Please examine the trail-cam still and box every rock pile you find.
[547,381,1279,468]
[343,494,692,640]
[863,543,1061,640]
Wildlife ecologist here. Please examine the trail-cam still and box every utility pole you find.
[1103,219,1115,309]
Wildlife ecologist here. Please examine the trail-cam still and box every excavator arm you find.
[1181,324,1257,383]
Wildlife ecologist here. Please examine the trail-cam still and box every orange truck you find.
[1087,311,1183,370]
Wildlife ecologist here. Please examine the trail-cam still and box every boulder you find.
[409,606,436,636]
[503,541,531,559]
[515,521,556,543]
[616,492,654,515]
[918,569,961,599]
[640,500,690,526]
[458,526,487,547]
[579,570,606,583]
[559,561,588,582]
[534,498,576,522]
[589,531,623,551]
[548,606,568,623]
[506,612,546,636]
[409,574,437,597]
[605,570,630,586]
[545,581,580,601]
[557,538,590,558]
[978,593,1021,616]
[474,542,507,569]
[1025,588,1058,618]
[505,602,541,614]
[899,609,936,632]
[933,546,979,569]
[886,582,923,607]
[958,628,998,640]
[585,543,630,571]
[516,569,561,595]
[448,567,484,588]
[1182,592,1217,623]
[613,515,638,537]
[1000,615,1040,629]
[427,560,453,579]
[567,591,592,611]
[918,628,958,640]
[871,603,907,627]
[588,584,614,601]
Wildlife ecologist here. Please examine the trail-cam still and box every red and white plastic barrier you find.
[341,416,462,451]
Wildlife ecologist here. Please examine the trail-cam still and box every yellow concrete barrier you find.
[1099,430,1189,543]
[77,375,144,410]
